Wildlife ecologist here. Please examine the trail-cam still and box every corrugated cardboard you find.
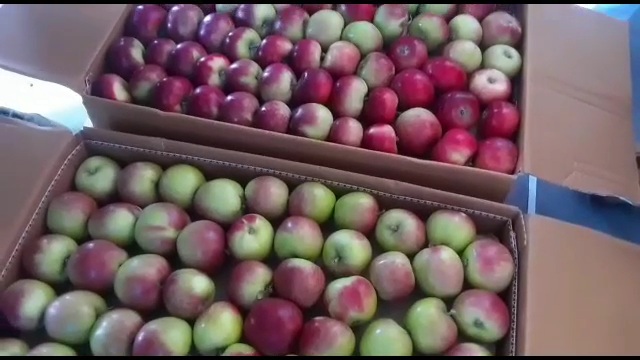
[0,4,637,203]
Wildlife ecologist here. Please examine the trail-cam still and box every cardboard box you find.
[0,4,637,203]
[0,115,521,356]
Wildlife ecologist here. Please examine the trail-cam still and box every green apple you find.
[418,4,457,19]
[27,343,77,356]
[44,290,108,345]
[87,202,141,246]
[449,14,483,44]
[341,21,383,55]
[322,229,372,276]
[359,318,413,356]
[227,214,274,261]
[374,4,410,45]
[74,155,121,202]
[273,216,324,261]
[194,302,243,355]
[482,44,523,78]
[158,164,206,209]
[426,210,476,252]
[333,191,380,234]
[22,234,78,284]
[221,343,260,356]
[412,245,464,298]
[409,13,449,50]
[442,39,482,73]
[405,298,458,354]
[375,208,426,255]
[305,9,345,50]
[288,182,336,224]
[89,308,144,356]
[132,317,193,356]
[194,178,245,225]
[0,338,29,355]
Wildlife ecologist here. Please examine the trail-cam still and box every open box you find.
[0,4,637,203]
[0,117,521,356]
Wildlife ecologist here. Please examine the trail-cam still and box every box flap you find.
[522,5,640,202]
[0,4,129,94]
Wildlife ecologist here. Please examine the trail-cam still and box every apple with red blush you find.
[243,298,304,356]
[361,87,398,125]
[423,57,468,93]
[469,69,512,104]
[176,220,227,274]
[362,124,398,154]
[197,13,236,53]
[328,117,364,147]
[373,4,410,46]
[292,68,333,105]
[369,251,415,301]
[166,41,207,78]
[482,10,522,47]
[475,137,518,174]
[254,101,291,133]
[395,108,443,157]
[234,4,277,38]
[91,74,132,103]
[273,258,326,309]
[225,59,262,95]
[460,4,497,21]
[165,4,204,42]
[408,13,450,51]
[357,52,396,90]
[431,129,478,166]
[390,69,435,110]
[259,63,297,103]
[228,260,273,310]
[436,91,481,131]
[125,4,167,46]
[152,76,193,113]
[193,53,230,88]
[219,92,260,127]
[336,4,376,24]
[221,27,262,62]
[387,36,428,71]
[144,38,176,68]
[255,35,293,68]
[480,100,520,139]
[185,85,226,120]
[321,41,361,78]
[290,103,334,141]
[302,4,333,15]
[289,39,323,76]
[107,37,145,80]
[271,6,309,42]
[331,75,368,119]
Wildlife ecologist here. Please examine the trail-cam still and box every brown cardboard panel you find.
[518,215,640,355]
[0,124,521,355]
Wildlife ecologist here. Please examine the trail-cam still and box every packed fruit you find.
[91,4,523,174]
[0,154,516,356]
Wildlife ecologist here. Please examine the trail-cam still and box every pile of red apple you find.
[92,4,523,174]
[0,154,516,356]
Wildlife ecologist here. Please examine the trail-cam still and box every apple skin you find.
[451,289,510,343]
[193,53,231,88]
[419,4,457,19]
[125,4,167,45]
[234,4,277,38]
[443,39,483,73]
[254,100,291,133]
[333,192,379,234]
[91,73,132,102]
[27,343,77,356]
[395,107,443,157]
[89,308,144,356]
[437,91,481,130]
[482,44,523,78]
[463,238,515,293]
[219,92,260,127]
[322,229,372,276]
[117,162,162,208]
[362,124,398,154]
[165,4,204,42]
[158,163,205,209]
[274,258,326,308]
[134,202,191,255]
[299,316,356,356]
[0,339,28,356]
[408,13,450,51]
[255,35,293,68]
[228,260,273,310]
[46,191,97,241]
[163,268,216,320]
[341,21,384,56]
[480,100,520,138]
[152,76,194,113]
[405,297,458,354]
[288,182,336,224]
[369,251,416,301]
[193,301,243,355]
[321,41,361,78]
[144,38,176,68]
[44,290,107,345]
[227,214,275,261]
[244,298,304,356]
[132,317,193,356]
[0,279,56,332]
[271,6,309,42]
[221,27,262,62]
[293,68,334,106]
[259,63,297,103]
[328,117,364,147]
[373,4,410,45]
[460,4,497,21]
[357,52,396,89]
[198,13,236,53]
[289,39,323,76]
[222,343,261,356]
[482,11,522,47]
[413,245,464,298]
[215,4,240,14]
[289,103,335,141]
[449,14,483,44]
[129,64,167,105]
[302,4,333,15]
[274,216,325,261]
[75,155,121,203]
[194,178,245,225]
[166,41,207,78]
[66,239,129,293]
[245,175,290,221]
[360,318,413,356]
[361,87,398,125]
[107,37,145,80]
[331,75,368,118]
[21,234,77,284]
[388,35,428,71]
[113,254,172,312]
[225,59,262,95]
[305,9,345,50]
[375,208,426,255]
[423,57,468,93]
[431,128,478,166]
[186,85,226,120]
[390,69,435,110]
[446,342,494,356]
[324,276,377,326]
[87,203,141,247]
[426,210,476,252]
[469,68,512,104]
[475,137,519,174]
[336,4,376,24]
[176,220,226,274]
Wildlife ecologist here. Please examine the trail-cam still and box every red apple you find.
[274,258,326,309]
[165,4,204,42]
[474,137,518,174]
[255,35,293,68]
[356,52,396,90]
[219,92,260,127]
[436,91,481,130]
[228,260,273,310]
[271,6,309,43]
[289,39,323,76]
[162,268,215,320]
[328,117,364,147]
[390,69,435,110]
[480,100,520,139]
[152,76,193,113]
[222,27,262,62]
[166,41,207,78]
[259,63,297,103]
[185,85,226,120]
[176,220,227,274]
[114,254,172,312]
[388,36,428,71]
[481,10,522,47]
[451,289,510,343]
[144,38,176,68]
[336,4,376,23]
[423,57,468,93]
[303,4,333,15]
[292,68,333,105]
[331,75,368,118]
[290,103,334,140]
[298,317,356,356]
[469,69,512,104]
[234,4,277,38]
[125,4,167,45]
[129,65,167,105]
[244,298,304,356]
[225,59,263,95]
[362,124,398,154]
[395,108,442,157]
[197,13,236,53]
[460,4,497,21]
[91,74,132,103]
[193,53,231,88]
[254,101,291,133]
[321,41,361,78]
[199,4,216,13]
[369,251,415,301]
[107,37,145,80]
[361,87,398,125]
[66,239,129,294]
[431,129,478,166]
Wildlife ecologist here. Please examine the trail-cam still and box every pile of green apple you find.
[0,155,515,356]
